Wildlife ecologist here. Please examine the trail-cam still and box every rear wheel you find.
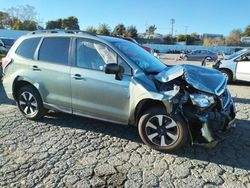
[138,107,188,151]
[17,85,45,120]
[220,69,233,83]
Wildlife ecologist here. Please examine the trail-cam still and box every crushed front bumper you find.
[194,99,236,147]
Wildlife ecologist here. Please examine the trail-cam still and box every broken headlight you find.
[190,94,215,108]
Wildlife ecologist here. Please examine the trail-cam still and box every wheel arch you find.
[133,99,167,126]
[12,76,43,101]
[219,68,234,81]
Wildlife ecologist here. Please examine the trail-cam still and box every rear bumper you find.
[2,77,14,100]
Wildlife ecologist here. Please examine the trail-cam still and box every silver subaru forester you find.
[2,30,236,151]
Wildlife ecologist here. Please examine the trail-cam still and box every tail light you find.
[2,57,12,70]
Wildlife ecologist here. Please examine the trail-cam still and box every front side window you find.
[76,39,116,71]
[16,38,41,59]
[76,39,132,75]
[38,37,70,65]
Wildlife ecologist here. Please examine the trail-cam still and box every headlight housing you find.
[190,94,215,108]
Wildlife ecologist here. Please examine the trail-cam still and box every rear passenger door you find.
[34,37,72,110]
[236,52,250,82]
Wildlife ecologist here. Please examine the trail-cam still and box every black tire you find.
[138,107,188,152]
[17,85,45,120]
[204,56,212,61]
[220,69,233,83]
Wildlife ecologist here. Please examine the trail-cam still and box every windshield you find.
[226,48,248,60]
[111,40,166,73]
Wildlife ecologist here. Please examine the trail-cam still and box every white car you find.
[215,48,250,83]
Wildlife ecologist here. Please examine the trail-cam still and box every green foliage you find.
[163,35,176,44]
[0,11,11,29]
[62,16,79,30]
[112,24,126,36]
[243,25,250,37]
[46,19,62,29]
[85,26,97,34]
[21,20,37,30]
[176,34,186,41]
[125,25,138,38]
[46,17,79,30]
[146,25,157,34]
[97,24,111,35]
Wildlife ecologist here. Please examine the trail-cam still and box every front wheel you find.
[138,107,188,152]
[17,85,45,120]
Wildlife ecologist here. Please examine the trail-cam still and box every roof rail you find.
[28,29,96,36]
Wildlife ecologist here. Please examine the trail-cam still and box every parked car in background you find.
[213,48,250,83]
[181,50,218,61]
[2,30,236,151]
[118,36,152,53]
[0,41,9,77]
[0,38,16,50]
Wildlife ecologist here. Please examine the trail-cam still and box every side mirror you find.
[0,43,3,47]
[104,63,123,80]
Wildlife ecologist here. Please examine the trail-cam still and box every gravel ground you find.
[0,80,250,187]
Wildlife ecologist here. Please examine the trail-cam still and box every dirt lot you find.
[0,67,250,187]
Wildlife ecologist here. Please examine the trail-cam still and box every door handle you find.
[72,74,85,80]
[32,65,41,71]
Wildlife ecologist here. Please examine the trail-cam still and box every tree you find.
[225,29,242,46]
[21,20,37,30]
[243,25,250,37]
[146,25,157,34]
[46,19,62,29]
[176,34,186,42]
[6,5,38,22]
[62,16,79,30]
[97,24,110,35]
[163,35,176,44]
[85,26,97,34]
[0,11,11,29]
[125,25,138,38]
[46,17,80,30]
[112,24,126,36]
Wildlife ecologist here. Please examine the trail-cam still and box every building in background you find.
[202,33,224,40]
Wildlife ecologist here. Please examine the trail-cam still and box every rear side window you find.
[15,38,41,59]
[38,37,70,65]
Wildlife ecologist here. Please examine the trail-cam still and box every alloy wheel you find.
[19,91,38,116]
[145,115,179,147]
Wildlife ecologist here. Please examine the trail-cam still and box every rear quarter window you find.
[15,38,41,59]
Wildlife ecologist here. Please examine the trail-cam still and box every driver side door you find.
[71,38,133,124]
[236,52,250,82]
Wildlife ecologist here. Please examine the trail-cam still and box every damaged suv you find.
[2,30,236,151]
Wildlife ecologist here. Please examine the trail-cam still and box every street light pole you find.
[170,18,175,37]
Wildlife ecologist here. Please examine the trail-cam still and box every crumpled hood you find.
[155,64,227,96]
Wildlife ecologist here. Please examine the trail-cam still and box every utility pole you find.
[184,26,189,45]
[170,18,175,37]
[184,26,189,35]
